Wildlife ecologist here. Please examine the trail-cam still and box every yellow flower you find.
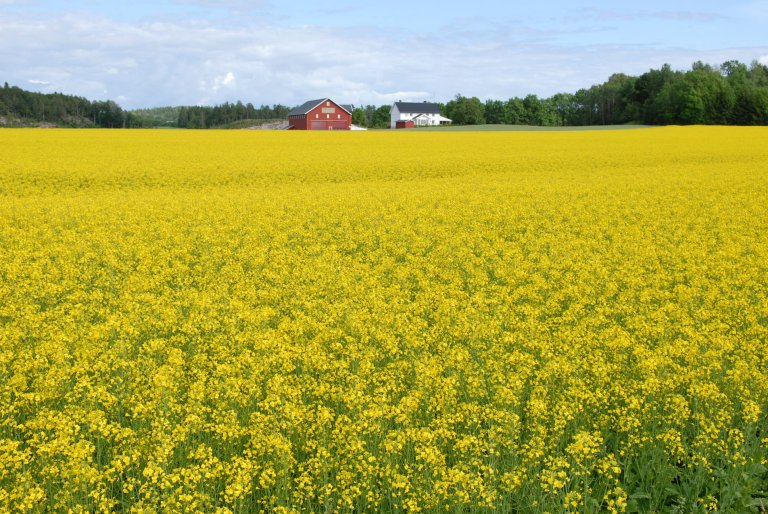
[0,126,766,511]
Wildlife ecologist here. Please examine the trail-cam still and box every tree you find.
[370,105,391,128]
[503,98,526,124]
[445,95,484,125]
[669,66,734,124]
[351,108,367,127]
[721,60,748,80]
[550,93,575,126]
[484,99,505,124]
[719,60,767,124]
[535,97,561,126]
[749,61,768,87]
[596,73,636,124]
[522,94,542,125]
[91,100,126,128]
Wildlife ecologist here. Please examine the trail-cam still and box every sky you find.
[1,0,768,109]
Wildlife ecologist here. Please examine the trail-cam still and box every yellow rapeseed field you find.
[1,127,767,513]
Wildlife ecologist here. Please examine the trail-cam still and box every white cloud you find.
[211,71,235,92]
[1,10,767,109]
[221,72,235,86]
[759,54,768,65]
[28,79,50,85]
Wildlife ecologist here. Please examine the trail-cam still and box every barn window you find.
[326,114,330,119]
[337,114,341,119]
[315,114,319,118]
[326,101,330,106]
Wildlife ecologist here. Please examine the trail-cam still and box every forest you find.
[175,103,291,128]
[442,60,768,127]
[2,60,767,128]
[0,82,142,128]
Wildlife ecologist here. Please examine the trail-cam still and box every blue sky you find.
[2,0,767,109]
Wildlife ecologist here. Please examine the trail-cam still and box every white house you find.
[390,101,452,128]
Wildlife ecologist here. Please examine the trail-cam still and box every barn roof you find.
[393,101,442,114]
[288,99,325,116]
[288,99,352,116]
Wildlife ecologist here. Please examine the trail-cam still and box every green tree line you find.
[0,83,290,128]
[176,102,291,128]
[442,60,768,126]
[0,82,142,127]
[3,59,768,128]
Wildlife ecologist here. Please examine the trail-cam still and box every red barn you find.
[395,120,415,129]
[287,98,352,130]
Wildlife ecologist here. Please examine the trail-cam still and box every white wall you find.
[390,105,416,128]
[390,105,400,129]
[391,105,449,127]
[413,114,441,126]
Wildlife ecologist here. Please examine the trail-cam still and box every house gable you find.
[288,98,352,116]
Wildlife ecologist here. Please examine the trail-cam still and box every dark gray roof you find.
[393,101,441,114]
[288,99,325,116]
[288,99,352,116]
[340,104,354,113]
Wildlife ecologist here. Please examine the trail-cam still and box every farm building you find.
[390,101,452,129]
[287,99,352,130]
